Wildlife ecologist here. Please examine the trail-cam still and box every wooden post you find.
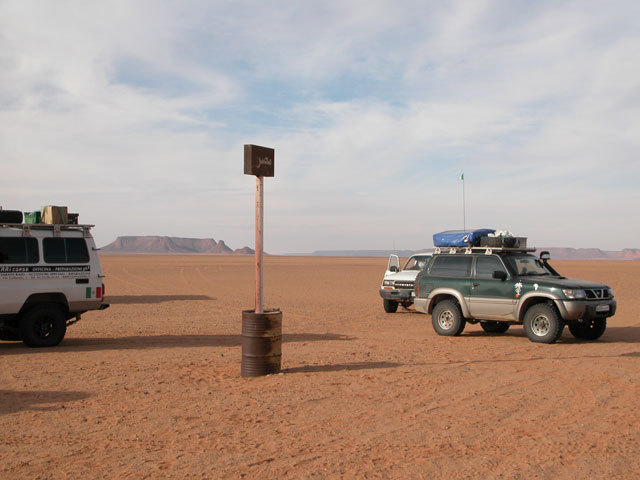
[255,175,264,314]
[242,144,279,377]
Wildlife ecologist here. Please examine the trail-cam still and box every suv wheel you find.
[480,321,510,334]
[432,300,466,336]
[523,304,564,344]
[383,299,399,313]
[569,318,606,341]
[20,304,67,348]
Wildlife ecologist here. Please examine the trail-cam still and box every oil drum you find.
[241,309,282,377]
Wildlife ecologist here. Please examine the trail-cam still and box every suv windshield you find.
[504,254,554,276]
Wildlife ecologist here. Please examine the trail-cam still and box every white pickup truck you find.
[378,254,431,313]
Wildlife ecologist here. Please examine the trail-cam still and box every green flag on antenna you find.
[459,173,464,180]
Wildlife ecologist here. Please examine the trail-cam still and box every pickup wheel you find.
[569,318,606,340]
[383,299,399,313]
[523,304,564,344]
[432,300,466,336]
[20,304,67,348]
[480,321,510,334]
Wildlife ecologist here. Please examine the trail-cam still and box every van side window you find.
[0,237,39,264]
[429,256,472,277]
[43,238,89,263]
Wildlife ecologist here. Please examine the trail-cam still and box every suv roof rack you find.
[433,246,537,255]
[0,223,94,238]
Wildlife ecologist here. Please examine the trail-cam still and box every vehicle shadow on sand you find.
[106,295,215,304]
[0,333,356,354]
[594,326,640,343]
[462,326,640,344]
[0,389,91,415]
[283,361,404,374]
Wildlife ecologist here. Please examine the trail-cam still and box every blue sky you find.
[1,0,639,253]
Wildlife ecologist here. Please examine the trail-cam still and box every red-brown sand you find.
[2,255,640,479]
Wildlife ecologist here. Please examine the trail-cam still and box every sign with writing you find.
[0,265,90,279]
[244,144,275,177]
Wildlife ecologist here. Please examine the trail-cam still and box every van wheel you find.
[383,299,399,313]
[481,321,510,333]
[20,304,67,348]
[569,318,606,340]
[523,304,564,344]
[432,300,466,336]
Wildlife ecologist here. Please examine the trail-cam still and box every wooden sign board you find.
[244,144,275,177]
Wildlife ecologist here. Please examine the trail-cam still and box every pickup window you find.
[0,237,39,264]
[43,238,89,263]
[429,256,472,277]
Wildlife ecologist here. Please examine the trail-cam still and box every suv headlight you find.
[562,289,586,299]
[383,280,394,287]
[607,288,614,298]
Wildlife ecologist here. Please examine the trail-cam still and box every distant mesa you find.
[305,247,640,260]
[233,246,255,255]
[101,236,256,255]
[538,247,640,260]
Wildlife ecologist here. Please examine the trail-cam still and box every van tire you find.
[20,304,67,347]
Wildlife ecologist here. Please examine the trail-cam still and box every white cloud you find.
[0,0,638,252]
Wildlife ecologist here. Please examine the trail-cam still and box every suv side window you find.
[429,256,472,277]
[475,256,507,279]
[0,237,39,264]
[43,238,90,263]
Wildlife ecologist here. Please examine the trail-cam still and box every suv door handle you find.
[76,278,89,284]
[472,282,479,288]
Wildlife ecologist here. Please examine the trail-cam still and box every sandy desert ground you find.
[2,255,640,479]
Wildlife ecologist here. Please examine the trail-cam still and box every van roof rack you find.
[433,246,537,255]
[0,223,94,238]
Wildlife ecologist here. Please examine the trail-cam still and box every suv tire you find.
[481,321,510,334]
[20,304,67,348]
[569,318,606,341]
[383,299,399,313]
[432,300,466,336]
[523,304,564,344]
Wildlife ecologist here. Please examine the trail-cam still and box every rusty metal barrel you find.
[241,309,282,377]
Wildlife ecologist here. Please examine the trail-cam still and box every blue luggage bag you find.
[433,229,496,247]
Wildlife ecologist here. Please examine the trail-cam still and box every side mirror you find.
[389,266,399,273]
[492,270,507,281]
[540,251,550,261]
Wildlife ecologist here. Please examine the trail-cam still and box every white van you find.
[0,222,109,347]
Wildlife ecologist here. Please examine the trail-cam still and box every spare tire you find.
[0,210,23,223]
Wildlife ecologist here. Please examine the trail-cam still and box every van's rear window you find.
[0,237,39,264]
[43,238,89,263]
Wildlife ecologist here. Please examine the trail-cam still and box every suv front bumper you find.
[556,298,617,321]
[379,288,414,301]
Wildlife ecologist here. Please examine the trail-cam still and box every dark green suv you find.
[414,247,616,343]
